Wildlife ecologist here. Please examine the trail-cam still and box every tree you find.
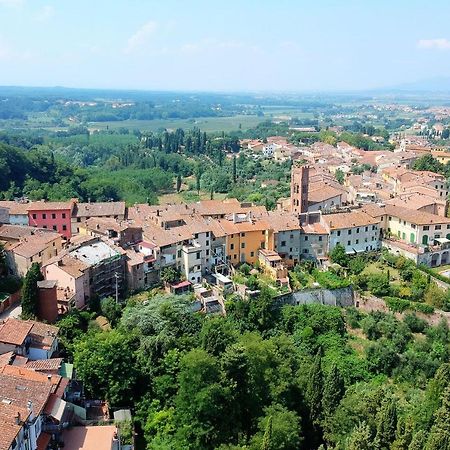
[322,364,345,421]
[73,330,139,405]
[347,422,373,450]
[305,350,324,425]
[367,273,390,297]
[261,415,272,450]
[251,404,302,450]
[21,262,43,319]
[329,244,349,267]
[100,297,122,326]
[176,174,182,192]
[160,267,180,285]
[200,317,238,356]
[335,168,345,184]
[408,430,426,450]
[232,155,237,183]
[425,387,450,450]
[375,397,397,449]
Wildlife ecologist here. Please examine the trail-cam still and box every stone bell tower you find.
[290,163,309,214]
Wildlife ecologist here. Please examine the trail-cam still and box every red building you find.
[28,200,76,239]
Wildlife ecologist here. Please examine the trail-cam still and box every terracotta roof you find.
[0,370,53,416]
[27,201,75,211]
[26,321,59,350]
[0,319,33,346]
[0,402,31,450]
[363,204,450,226]
[265,211,301,232]
[0,200,30,215]
[46,254,89,279]
[73,202,126,218]
[323,211,380,230]
[7,231,61,259]
[62,425,117,450]
[0,224,50,241]
[308,184,346,203]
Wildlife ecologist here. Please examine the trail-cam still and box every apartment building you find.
[71,201,126,234]
[28,201,76,239]
[322,210,381,254]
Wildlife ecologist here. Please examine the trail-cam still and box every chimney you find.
[15,412,21,425]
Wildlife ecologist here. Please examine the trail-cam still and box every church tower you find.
[290,163,309,214]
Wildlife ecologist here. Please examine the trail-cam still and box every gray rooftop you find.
[69,241,119,266]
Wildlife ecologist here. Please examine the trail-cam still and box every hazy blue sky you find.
[1,0,450,91]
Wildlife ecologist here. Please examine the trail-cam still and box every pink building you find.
[28,200,76,239]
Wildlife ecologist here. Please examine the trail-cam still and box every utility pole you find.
[114,272,119,304]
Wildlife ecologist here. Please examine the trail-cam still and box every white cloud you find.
[125,21,158,54]
[418,38,450,50]
[34,5,55,22]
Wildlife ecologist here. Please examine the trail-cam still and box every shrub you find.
[404,313,428,333]
[384,297,410,313]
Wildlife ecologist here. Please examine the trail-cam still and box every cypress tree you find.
[176,174,182,193]
[322,363,345,419]
[347,422,373,450]
[425,387,450,450]
[375,397,398,449]
[305,349,324,425]
[408,430,426,450]
[21,262,43,319]
[232,155,237,183]
[261,415,272,450]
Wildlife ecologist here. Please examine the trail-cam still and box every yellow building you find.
[218,213,269,265]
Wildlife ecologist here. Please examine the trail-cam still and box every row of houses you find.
[0,200,126,239]
[0,317,122,450]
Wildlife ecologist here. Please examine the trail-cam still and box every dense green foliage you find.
[21,262,43,319]
[60,284,450,450]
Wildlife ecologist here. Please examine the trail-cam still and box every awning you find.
[435,237,450,244]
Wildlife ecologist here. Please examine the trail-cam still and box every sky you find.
[1,0,450,92]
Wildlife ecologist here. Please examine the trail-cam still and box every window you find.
[51,213,56,219]
[250,251,255,257]
[281,241,286,246]
[206,250,209,256]
[233,254,237,260]
[290,234,294,239]
[261,231,265,235]
[241,233,246,237]
[348,229,352,235]
[206,232,209,237]
[206,240,209,246]
[355,239,359,244]
[372,225,376,230]
[304,236,309,241]
[356,228,360,233]
[77,217,81,222]
[423,226,430,231]
[62,225,67,231]
[365,226,368,232]
[42,213,47,219]
[194,233,198,239]
[230,243,234,250]
[32,213,37,219]
[196,252,201,259]
[318,236,323,241]
[241,243,246,249]
[43,225,47,229]
[412,224,416,229]
[347,240,351,245]
[435,225,442,230]
[177,250,181,258]
[62,213,66,219]
[52,225,57,231]
[337,230,341,236]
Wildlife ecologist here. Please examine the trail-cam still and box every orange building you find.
[217,213,269,265]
